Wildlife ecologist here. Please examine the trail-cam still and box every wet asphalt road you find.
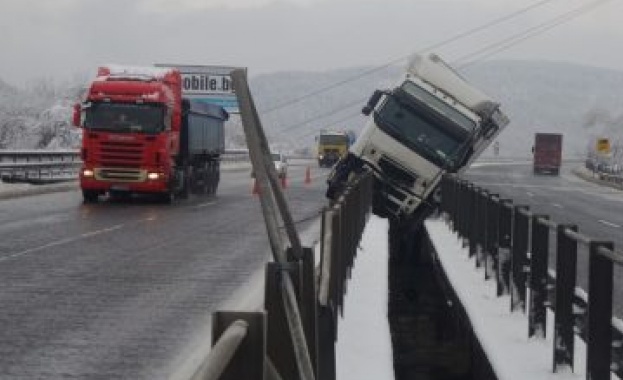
[0,161,330,379]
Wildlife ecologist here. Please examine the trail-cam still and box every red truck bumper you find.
[79,168,170,194]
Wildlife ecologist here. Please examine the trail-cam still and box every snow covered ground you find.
[336,216,394,380]
[333,213,621,380]
[425,218,590,380]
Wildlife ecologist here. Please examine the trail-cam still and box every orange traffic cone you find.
[304,166,312,185]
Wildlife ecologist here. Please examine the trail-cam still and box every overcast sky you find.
[1,0,622,87]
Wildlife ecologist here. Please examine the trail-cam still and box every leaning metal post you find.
[232,69,315,380]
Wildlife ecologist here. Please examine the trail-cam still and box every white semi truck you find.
[326,53,510,223]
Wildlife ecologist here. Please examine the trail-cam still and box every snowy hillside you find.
[462,61,623,158]
[250,61,623,158]
[0,80,82,149]
[1,61,622,158]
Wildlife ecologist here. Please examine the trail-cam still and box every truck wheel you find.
[205,162,214,195]
[178,166,191,199]
[82,190,99,203]
[210,163,220,196]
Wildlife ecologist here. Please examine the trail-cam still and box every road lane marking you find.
[553,203,563,209]
[0,224,124,263]
[526,191,534,197]
[192,201,217,210]
[598,219,621,228]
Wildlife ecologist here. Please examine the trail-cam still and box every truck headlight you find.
[82,169,94,177]
[147,172,160,180]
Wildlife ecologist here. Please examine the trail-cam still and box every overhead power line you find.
[260,0,559,116]
[276,0,613,142]
[456,0,614,68]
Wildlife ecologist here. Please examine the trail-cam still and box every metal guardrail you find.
[190,70,374,380]
[0,150,82,183]
[193,172,373,380]
[440,175,623,380]
[0,149,251,184]
[585,170,623,188]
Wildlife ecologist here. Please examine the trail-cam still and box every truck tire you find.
[178,166,190,200]
[209,162,220,196]
[82,190,99,203]
[198,161,211,196]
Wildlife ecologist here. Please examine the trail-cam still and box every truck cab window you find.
[84,103,165,134]
[376,95,467,169]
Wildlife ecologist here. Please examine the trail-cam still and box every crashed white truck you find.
[326,53,510,224]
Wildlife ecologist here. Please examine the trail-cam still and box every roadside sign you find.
[155,64,242,113]
[596,138,611,154]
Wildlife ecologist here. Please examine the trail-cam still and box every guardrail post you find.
[484,194,499,281]
[317,304,336,380]
[329,205,342,329]
[510,205,529,312]
[287,247,318,377]
[586,241,614,380]
[449,177,459,230]
[461,181,471,241]
[497,199,513,297]
[453,179,463,235]
[209,311,266,380]
[475,189,488,267]
[265,260,304,380]
[440,176,450,219]
[455,180,465,238]
[529,215,549,338]
[468,185,478,258]
[318,207,337,380]
[553,224,578,373]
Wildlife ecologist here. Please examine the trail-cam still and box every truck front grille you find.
[95,168,146,182]
[98,141,145,167]
[378,156,417,189]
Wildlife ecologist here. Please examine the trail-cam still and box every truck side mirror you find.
[362,90,383,116]
[72,103,81,127]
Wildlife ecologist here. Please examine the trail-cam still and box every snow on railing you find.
[440,175,623,380]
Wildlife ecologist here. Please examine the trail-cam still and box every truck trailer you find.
[73,65,228,203]
[532,133,563,175]
[327,53,509,223]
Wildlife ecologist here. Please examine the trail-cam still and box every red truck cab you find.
[532,133,563,175]
[74,65,183,202]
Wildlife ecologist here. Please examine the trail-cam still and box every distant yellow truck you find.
[316,131,352,167]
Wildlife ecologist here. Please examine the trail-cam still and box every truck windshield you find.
[319,135,349,145]
[375,90,475,169]
[401,81,476,133]
[84,102,165,134]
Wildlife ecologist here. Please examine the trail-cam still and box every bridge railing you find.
[192,172,373,380]
[0,149,251,184]
[440,174,623,380]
